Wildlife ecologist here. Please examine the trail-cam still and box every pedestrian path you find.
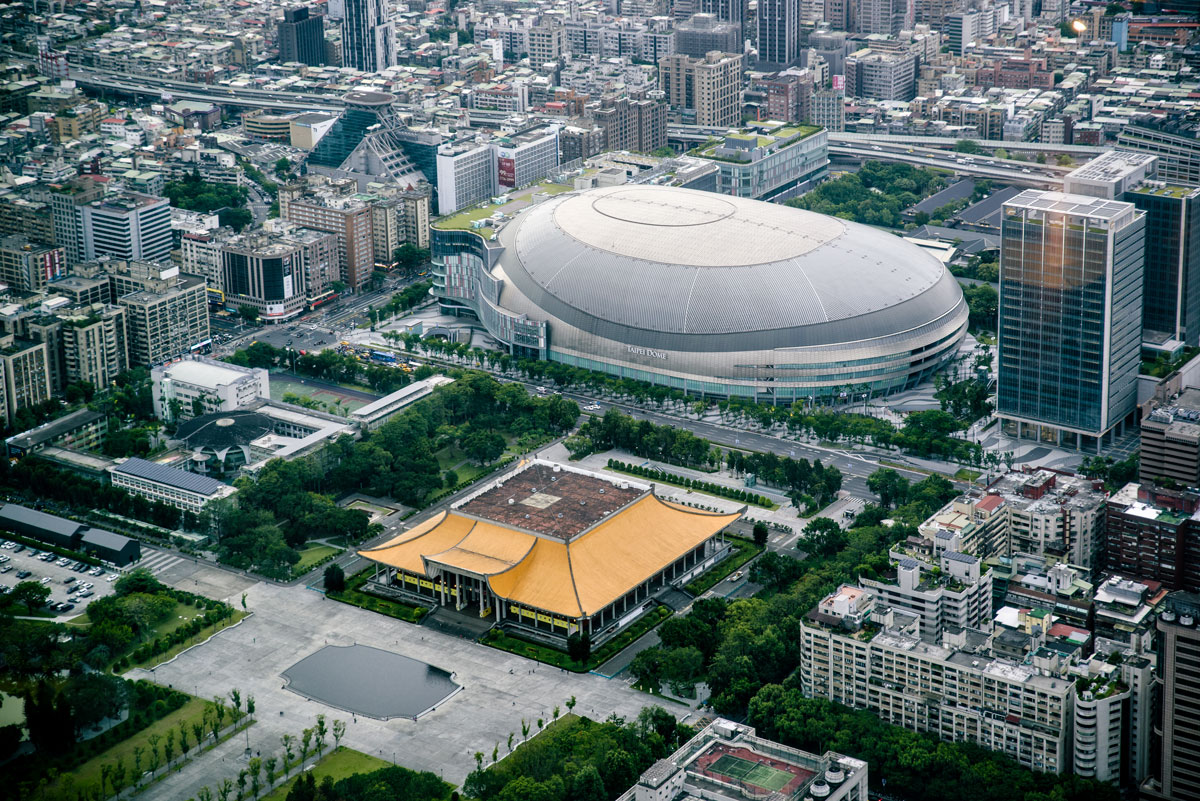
[135,549,186,575]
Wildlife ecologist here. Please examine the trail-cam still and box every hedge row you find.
[607,460,774,508]
[120,607,235,666]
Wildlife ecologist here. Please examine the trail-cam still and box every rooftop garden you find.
[695,124,823,162]
[1132,183,1196,198]
[431,175,585,234]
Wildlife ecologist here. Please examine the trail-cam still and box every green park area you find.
[683,537,762,596]
[294,544,343,575]
[482,605,671,673]
[262,747,391,801]
[327,566,427,624]
[50,695,234,799]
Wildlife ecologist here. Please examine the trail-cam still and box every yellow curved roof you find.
[357,511,471,574]
[565,494,740,615]
[358,494,741,618]
[489,538,582,616]
[425,522,536,577]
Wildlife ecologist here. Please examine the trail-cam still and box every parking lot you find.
[0,541,120,617]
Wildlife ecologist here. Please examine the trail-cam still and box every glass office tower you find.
[998,190,1145,452]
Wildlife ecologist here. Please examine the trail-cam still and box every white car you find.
[105,573,119,582]
[585,404,601,411]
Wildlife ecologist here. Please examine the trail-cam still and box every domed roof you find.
[175,410,274,451]
[496,185,965,351]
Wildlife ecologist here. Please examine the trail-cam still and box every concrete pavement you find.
[127,581,660,799]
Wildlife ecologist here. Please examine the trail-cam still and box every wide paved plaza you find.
[127,581,660,800]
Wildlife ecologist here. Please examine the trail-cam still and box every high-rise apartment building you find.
[756,0,800,67]
[285,196,375,289]
[0,336,51,425]
[341,0,395,72]
[859,549,993,642]
[812,89,845,131]
[1142,591,1200,801]
[115,271,210,367]
[527,22,565,64]
[592,95,668,154]
[278,6,326,66]
[1106,480,1200,592]
[58,304,128,389]
[676,13,742,57]
[997,191,1144,451]
[844,49,918,101]
[80,193,173,264]
[180,231,227,291]
[699,0,746,25]
[435,142,498,215]
[0,237,64,293]
[1140,386,1200,488]
[800,585,1074,774]
[659,51,744,127]
[858,0,913,35]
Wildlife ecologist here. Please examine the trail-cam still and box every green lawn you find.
[68,600,214,654]
[683,537,764,597]
[483,605,672,673]
[129,610,248,671]
[151,601,206,639]
[955,468,982,482]
[262,747,392,800]
[327,567,427,624]
[605,464,777,510]
[294,544,343,574]
[52,697,233,799]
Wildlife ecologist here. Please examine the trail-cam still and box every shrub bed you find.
[607,459,776,508]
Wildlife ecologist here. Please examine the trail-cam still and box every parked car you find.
[77,590,94,598]
[63,576,75,584]
[16,570,31,579]
[0,566,11,574]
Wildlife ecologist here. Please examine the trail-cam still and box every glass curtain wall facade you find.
[1129,186,1200,347]
[998,191,1145,451]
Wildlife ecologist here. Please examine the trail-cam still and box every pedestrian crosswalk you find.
[135,550,185,576]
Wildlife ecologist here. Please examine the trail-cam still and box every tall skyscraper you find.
[1143,591,1200,801]
[1130,184,1200,347]
[1063,150,1200,348]
[997,191,1145,452]
[757,0,800,67]
[278,6,326,66]
[341,0,395,73]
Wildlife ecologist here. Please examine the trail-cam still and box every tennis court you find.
[709,754,795,792]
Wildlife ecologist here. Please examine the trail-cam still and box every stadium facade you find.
[431,185,968,403]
